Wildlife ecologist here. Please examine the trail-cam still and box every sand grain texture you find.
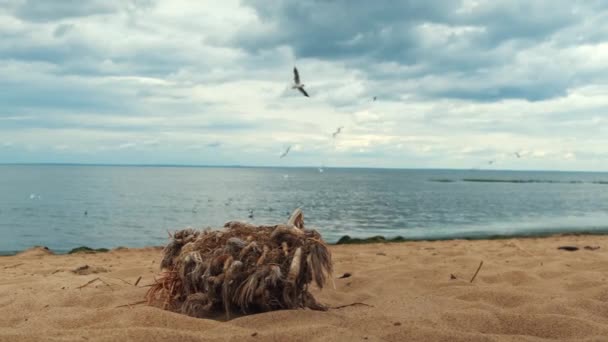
[1,236,608,341]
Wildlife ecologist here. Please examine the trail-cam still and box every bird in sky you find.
[292,67,309,97]
[332,126,343,138]
[280,145,292,158]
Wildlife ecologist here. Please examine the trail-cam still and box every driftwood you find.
[331,302,374,309]
[115,300,147,308]
[146,209,333,319]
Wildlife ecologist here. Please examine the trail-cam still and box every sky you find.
[1,0,608,171]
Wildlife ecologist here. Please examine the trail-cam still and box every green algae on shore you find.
[336,235,407,245]
[68,246,110,254]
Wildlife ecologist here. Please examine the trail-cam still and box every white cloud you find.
[0,1,607,170]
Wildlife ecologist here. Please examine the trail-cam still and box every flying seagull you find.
[332,126,343,138]
[514,152,521,158]
[292,67,309,97]
[280,145,292,158]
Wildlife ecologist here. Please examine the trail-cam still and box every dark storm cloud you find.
[456,1,585,44]
[53,23,74,37]
[8,0,119,22]
[431,85,567,103]
[236,0,459,60]
[0,36,190,79]
[1,40,98,66]
[0,75,136,119]
[239,0,599,58]
[236,0,608,101]
[1,0,158,24]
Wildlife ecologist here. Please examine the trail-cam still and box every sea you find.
[1,164,608,255]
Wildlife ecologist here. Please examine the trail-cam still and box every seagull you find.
[514,152,521,158]
[488,160,495,165]
[292,67,309,97]
[332,126,343,138]
[280,145,292,158]
[373,96,377,101]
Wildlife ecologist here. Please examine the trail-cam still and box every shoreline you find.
[3,163,608,174]
[2,233,608,341]
[3,231,608,257]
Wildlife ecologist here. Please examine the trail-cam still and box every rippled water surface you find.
[1,165,608,254]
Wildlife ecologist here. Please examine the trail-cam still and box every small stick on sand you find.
[77,277,114,290]
[107,276,133,286]
[115,300,146,308]
[331,302,374,309]
[469,261,484,283]
[3,263,24,269]
[134,276,142,286]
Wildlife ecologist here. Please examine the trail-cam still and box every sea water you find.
[1,165,608,254]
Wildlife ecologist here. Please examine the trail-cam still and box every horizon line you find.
[0,162,606,173]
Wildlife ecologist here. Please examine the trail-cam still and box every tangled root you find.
[147,208,332,319]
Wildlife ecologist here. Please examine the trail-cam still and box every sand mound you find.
[16,246,54,257]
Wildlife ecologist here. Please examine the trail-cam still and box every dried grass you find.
[146,209,333,319]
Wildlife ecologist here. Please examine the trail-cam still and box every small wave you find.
[462,178,583,184]
[428,178,608,185]
[331,214,608,244]
[334,229,608,244]
[428,178,456,183]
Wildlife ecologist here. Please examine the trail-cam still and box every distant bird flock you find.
[283,66,521,171]
[282,67,377,170]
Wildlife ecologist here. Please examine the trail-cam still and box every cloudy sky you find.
[1,0,607,171]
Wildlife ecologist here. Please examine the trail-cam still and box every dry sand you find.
[1,235,608,341]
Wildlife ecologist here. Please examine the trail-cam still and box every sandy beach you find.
[1,234,608,341]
